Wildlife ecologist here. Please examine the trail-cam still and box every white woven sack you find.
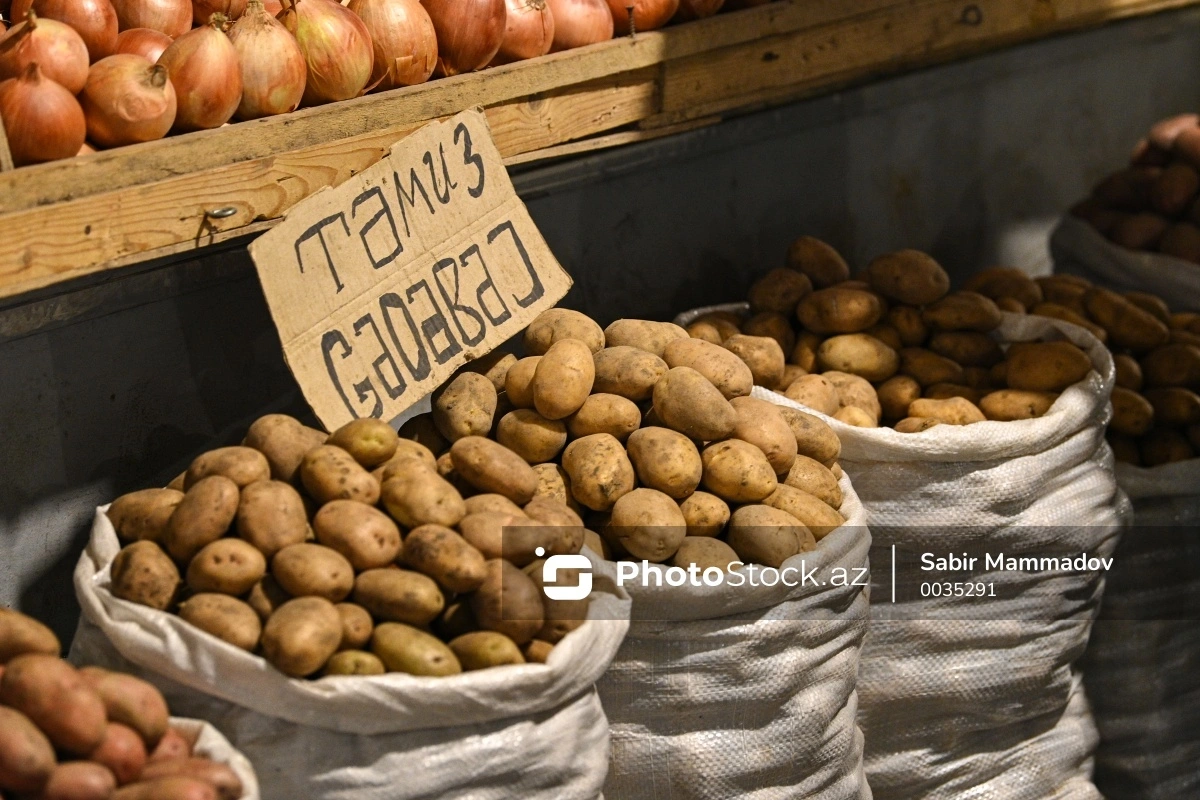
[167,716,262,800]
[71,507,632,800]
[677,304,1128,799]
[1080,459,1200,799]
[596,472,872,800]
[1050,215,1200,312]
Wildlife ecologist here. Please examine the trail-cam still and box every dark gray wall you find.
[3,8,1198,641]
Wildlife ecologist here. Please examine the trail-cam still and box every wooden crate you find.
[0,0,1193,300]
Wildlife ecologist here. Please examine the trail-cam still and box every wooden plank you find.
[0,116,13,172]
[505,116,721,165]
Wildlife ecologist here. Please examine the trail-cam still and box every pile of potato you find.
[0,608,244,800]
[696,238,1100,431]
[1070,112,1200,263]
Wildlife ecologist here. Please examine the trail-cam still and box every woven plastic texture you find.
[169,716,262,800]
[71,507,631,800]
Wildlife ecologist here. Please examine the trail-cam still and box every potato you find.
[39,761,116,800]
[244,414,328,482]
[177,594,262,652]
[464,493,525,516]
[523,497,586,556]
[790,331,822,371]
[527,564,590,644]
[726,505,812,568]
[924,383,983,405]
[764,485,845,539]
[447,632,525,671]
[502,357,541,410]
[1111,212,1171,250]
[796,287,884,335]
[815,334,898,382]
[335,603,373,651]
[108,489,184,545]
[112,776,217,800]
[185,447,270,490]
[784,374,840,416]
[927,331,1002,369]
[921,291,1003,333]
[866,250,950,305]
[671,537,741,572]
[138,758,242,800]
[458,512,517,560]
[963,267,1043,310]
[718,334,784,388]
[322,650,386,676]
[470,560,544,645]
[900,347,965,388]
[435,601,478,641]
[371,623,461,676]
[313,501,402,571]
[779,365,809,391]
[786,236,851,288]
[235,480,308,559]
[1151,162,1200,215]
[701,440,777,503]
[561,433,637,512]
[962,367,994,391]
[662,338,753,400]
[876,375,921,421]
[261,596,342,677]
[687,312,742,344]
[730,396,798,474]
[353,568,444,626]
[0,608,59,663]
[884,306,926,347]
[1108,432,1141,464]
[530,339,595,421]
[581,530,610,560]
[1030,303,1108,344]
[1037,276,1090,311]
[186,539,266,596]
[1141,343,1200,387]
[432,372,498,443]
[566,394,642,442]
[111,541,181,611]
[678,491,730,537]
[979,389,1058,421]
[247,576,289,622]
[271,544,353,604]
[783,456,841,508]
[825,371,882,422]
[1112,354,1143,391]
[76,668,168,750]
[1006,341,1092,392]
[1110,387,1155,436]
[907,397,985,425]
[449,436,539,504]
[603,319,689,357]
[834,406,876,427]
[402,524,487,593]
[524,308,605,355]
[163,476,239,563]
[1144,387,1200,426]
[748,267,813,313]
[145,727,190,763]
[531,464,578,511]
[607,489,688,562]
[625,426,701,499]
[743,312,798,362]
[1,655,106,756]
[1141,428,1195,466]
[380,466,467,529]
[0,705,55,793]
[895,416,941,433]
[1085,288,1171,351]
[592,346,668,402]
[300,445,380,506]
[325,418,398,469]
[653,366,738,440]
[775,405,841,467]
[462,351,518,393]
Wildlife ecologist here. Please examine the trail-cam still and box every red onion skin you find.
[0,13,90,94]
[157,20,242,131]
[0,62,85,165]
[546,0,610,51]
[115,27,173,62]
[81,54,177,147]
[11,0,119,61]
[279,0,373,105]
[672,0,721,21]
[228,0,305,118]
[111,0,192,38]
[491,0,552,65]
[422,0,505,77]
[607,0,676,33]
[192,0,248,27]
[347,0,435,91]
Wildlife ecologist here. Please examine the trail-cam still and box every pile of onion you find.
[115,27,173,62]
[0,11,89,94]
[110,0,191,38]
[606,0,676,33]
[673,0,722,21]
[157,13,242,131]
[546,0,611,51]
[227,0,305,119]
[346,0,436,91]
[80,54,176,147]
[11,0,119,61]
[423,0,505,76]
[491,0,553,65]
[0,62,85,165]
[279,0,373,105]
[192,0,248,27]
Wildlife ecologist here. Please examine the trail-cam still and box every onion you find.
[0,62,85,165]
[10,0,118,61]
[157,13,241,131]
[606,0,675,33]
[116,27,172,61]
[263,0,280,13]
[278,0,372,105]
[78,140,96,154]
[110,0,191,37]
[228,0,304,118]
[546,0,610,51]
[80,54,176,147]
[422,0,504,76]
[193,0,248,27]
[491,0,551,64]
[0,11,89,94]
[672,0,721,21]
[346,0,434,91]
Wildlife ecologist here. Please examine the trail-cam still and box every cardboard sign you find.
[249,110,573,431]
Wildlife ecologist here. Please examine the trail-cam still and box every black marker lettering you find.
[488,220,543,308]
[424,148,451,205]
[351,186,402,270]
[406,279,461,364]
[295,213,350,293]
[379,291,431,381]
[454,122,485,198]
[393,167,436,238]
[353,312,406,400]
[322,329,382,419]
[433,252,486,347]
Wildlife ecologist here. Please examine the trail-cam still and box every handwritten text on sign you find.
[249,110,573,430]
